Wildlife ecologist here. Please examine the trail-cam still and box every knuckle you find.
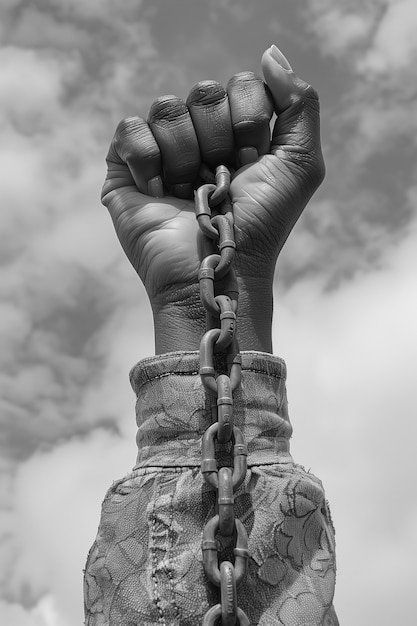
[304,83,320,102]
[110,117,159,164]
[299,150,326,191]
[228,71,261,86]
[291,82,320,108]
[106,117,138,163]
[187,80,226,107]
[115,116,142,137]
[228,72,270,108]
[148,95,188,124]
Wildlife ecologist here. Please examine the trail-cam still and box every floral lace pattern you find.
[84,352,338,625]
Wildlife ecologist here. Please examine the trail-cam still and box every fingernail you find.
[269,44,292,71]
[239,147,259,166]
[148,175,164,197]
[172,183,194,199]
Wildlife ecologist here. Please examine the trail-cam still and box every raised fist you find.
[101,45,324,353]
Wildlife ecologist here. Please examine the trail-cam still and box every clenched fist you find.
[101,45,324,354]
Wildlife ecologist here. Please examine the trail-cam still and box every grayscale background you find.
[0,1,415,624]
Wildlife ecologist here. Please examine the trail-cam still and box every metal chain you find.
[195,166,250,626]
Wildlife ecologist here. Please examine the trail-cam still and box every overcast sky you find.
[0,1,416,625]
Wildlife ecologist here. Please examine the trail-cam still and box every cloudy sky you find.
[0,0,416,624]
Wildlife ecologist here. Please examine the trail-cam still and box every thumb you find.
[261,45,325,187]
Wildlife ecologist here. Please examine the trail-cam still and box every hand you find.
[101,45,324,354]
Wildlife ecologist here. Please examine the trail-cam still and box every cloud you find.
[0,600,46,626]
[301,0,417,73]
[0,595,74,626]
[304,0,417,139]
[209,0,257,23]
[279,0,417,288]
[303,0,417,148]
[0,47,74,134]
[303,4,375,57]
[357,0,417,73]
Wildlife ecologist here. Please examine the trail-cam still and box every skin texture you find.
[101,45,325,354]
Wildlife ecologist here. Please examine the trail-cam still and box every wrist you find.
[151,283,204,353]
[151,277,274,354]
[235,275,274,352]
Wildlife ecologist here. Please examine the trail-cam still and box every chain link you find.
[196,166,250,625]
